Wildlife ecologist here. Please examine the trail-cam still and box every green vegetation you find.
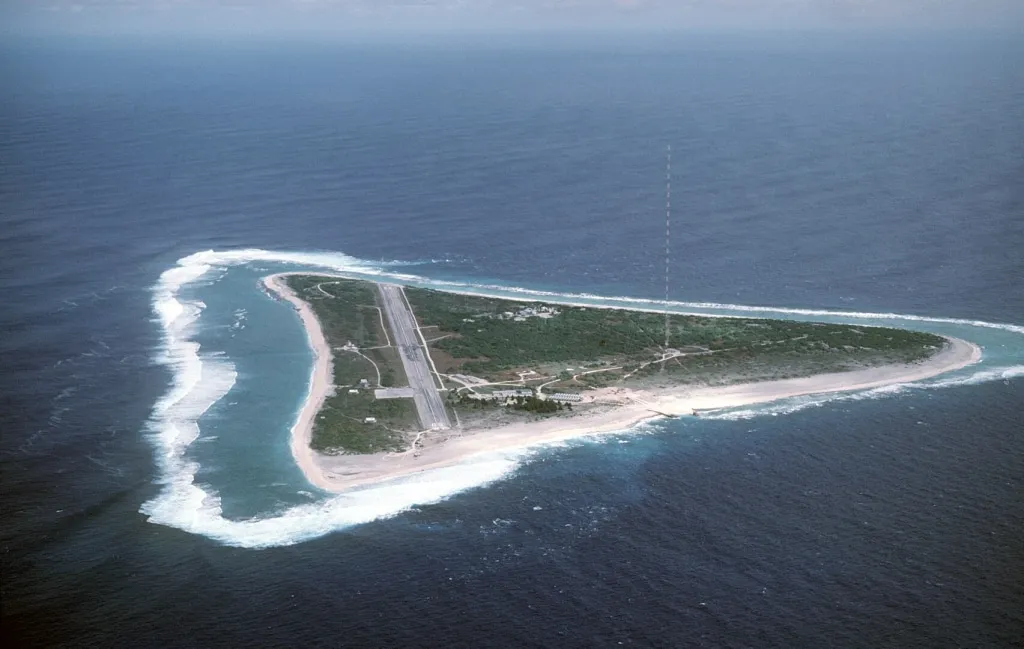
[282,274,947,451]
[310,391,416,454]
[513,396,562,414]
[287,276,383,350]
[286,275,416,454]
[404,287,946,388]
[451,392,564,415]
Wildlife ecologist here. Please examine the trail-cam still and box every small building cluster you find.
[548,393,583,403]
[347,379,371,395]
[468,389,534,401]
[475,305,560,322]
[491,389,536,399]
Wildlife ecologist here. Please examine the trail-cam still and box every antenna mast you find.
[664,144,672,350]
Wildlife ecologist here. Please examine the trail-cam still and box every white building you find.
[492,389,534,399]
[468,389,534,400]
[549,393,582,403]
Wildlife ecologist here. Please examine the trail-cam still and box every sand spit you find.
[263,273,982,494]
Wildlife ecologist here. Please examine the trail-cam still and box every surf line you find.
[137,250,1019,549]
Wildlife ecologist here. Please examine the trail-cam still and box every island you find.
[263,273,981,492]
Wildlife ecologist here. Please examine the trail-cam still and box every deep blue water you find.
[3,34,1023,647]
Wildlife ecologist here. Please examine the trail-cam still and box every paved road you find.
[378,284,451,430]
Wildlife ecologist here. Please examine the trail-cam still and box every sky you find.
[4,0,1024,35]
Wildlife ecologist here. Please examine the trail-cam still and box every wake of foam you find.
[411,279,1024,335]
[702,365,1024,421]
[146,449,523,548]
[142,249,531,547]
[927,364,1024,388]
[142,256,240,533]
[141,248,1023,548]
[264,258,1024,335]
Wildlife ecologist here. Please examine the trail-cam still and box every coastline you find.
[263,273,983,494]
[262,273,337,492]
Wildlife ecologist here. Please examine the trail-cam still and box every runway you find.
[377,283,451,430]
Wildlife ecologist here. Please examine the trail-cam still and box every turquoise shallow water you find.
[190,267,315,518]
[4,35,1022,647]
[142,251,1024,547]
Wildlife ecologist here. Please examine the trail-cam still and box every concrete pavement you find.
[377,284,451,430]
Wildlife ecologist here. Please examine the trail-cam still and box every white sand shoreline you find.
[263,273,983,494]
[262,274,337,492]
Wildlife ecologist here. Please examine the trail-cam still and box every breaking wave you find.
[400,278,1024,335]
[141,249,527,548]
[140,249,1022,548]
[701,365,1024,421]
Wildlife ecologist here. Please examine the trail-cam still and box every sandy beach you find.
[263,273,983,494]
[262,273,337,492]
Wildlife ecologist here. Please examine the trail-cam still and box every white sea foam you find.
[141,248,1024,548]
[177,248,388,276]
[927,364,1024,388]
[149,451,522,549]
[410,280,1024,335]
[703,365,1024,421]
[296,262,1024,337]
[142,249,527,547]
[142,256,241,535]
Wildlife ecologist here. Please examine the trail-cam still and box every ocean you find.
[2,33,1023,647]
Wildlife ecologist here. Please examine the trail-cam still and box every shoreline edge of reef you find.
[262,273,983,494]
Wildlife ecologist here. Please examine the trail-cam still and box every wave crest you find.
[140,248,1022,548]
